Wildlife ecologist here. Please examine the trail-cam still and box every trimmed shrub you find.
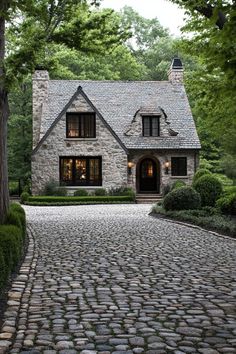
[25,195,134,205]
[42,179,67,196]
[162,184,171,196]
[74,189,89,196]
[5,211,22,232]
[216,193,236,215]
[0,247,7,288]
[108,186,135,198]
[163,186,201,211]
[10,204,26,234]
[192,169,211,185]
[20,192,30,203]
[171,180,186,191]
[94,188,107,196]
[194,175,223,207]
[0,225,22,269]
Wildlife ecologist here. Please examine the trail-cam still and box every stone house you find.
[31,58,201,196]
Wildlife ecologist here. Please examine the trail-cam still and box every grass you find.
[152,204,236,237]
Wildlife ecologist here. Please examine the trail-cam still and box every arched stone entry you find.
[137,157,160,193]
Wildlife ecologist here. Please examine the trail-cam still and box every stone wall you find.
[32,94,128,195]
[127,150,199,194]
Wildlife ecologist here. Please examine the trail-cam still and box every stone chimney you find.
[32,70,49,149]
[168,57,183,84]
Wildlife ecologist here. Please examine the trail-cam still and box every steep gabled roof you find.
[32,86,128,155]
[37,80,201,151]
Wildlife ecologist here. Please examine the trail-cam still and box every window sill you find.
[65,138,98,141]
[170,176,189,179]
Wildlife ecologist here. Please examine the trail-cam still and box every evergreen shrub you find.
[194,175,223,207]
[74,189,89,196]
[163,186,201,211]
[192,168,211,185]
[94,188,107,196]
[171,180,186,191]
[216,193,236,215]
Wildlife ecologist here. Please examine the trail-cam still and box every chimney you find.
[168,57,183,84]
[32,69,49,149]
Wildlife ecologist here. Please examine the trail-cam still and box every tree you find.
[0,0,130,223]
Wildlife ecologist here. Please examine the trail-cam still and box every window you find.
[142,116,160,137]
[171,157,187,176]
[66,113,96,138]
[60,157,102,186]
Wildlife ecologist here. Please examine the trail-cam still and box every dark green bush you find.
[0,225,22,270]
[20,192,30,203]
[9,204,26,234]
[194,175,223,207]
[192,168,211,185]
[42,179,67,196]
[108,186,135,198]
[163,186,201,211]
[162,184,171,196]
[5,211,22,232]
[94,188,107,196]
[74,189,89,196]
[171,180,186,191]
[216,194,236,215]
[0,247,7,289]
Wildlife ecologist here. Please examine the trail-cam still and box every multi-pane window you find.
[60,157,102,186]
[66,113,96,138]
[171,157,187,176]
[142,116,160,137]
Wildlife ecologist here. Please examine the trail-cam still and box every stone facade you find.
[127,150,198,193]
[32,94,128,195]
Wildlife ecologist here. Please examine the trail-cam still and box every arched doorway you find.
[138,158,160,193]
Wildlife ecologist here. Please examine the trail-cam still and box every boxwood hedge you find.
[0,203,26,291]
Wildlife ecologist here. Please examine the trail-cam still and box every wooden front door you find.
[140,158,158,192]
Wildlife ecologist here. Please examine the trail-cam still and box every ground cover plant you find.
[153,170,236,237]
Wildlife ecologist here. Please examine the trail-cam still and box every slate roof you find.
[40,80,201,150]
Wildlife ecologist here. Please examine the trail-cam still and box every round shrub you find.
[171,180,186,191]
[192,168,211,185]
[94,188,107,196]
[74,189,88,196]
[163,186,201,211]
[10,203,26,235]
[53,187,67,196]
[216,193,236,215]
[194,175,223,207]
[5,211,22,232]
[20,191,30,203]
[162,184,171,196]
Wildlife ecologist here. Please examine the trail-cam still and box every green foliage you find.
[0,247,7,289]
[94,188,107,196]
[192,169,211,185]
[20,192,30,203]
[163,186,201,211]
[9,203,26,233]
[74,189,89,196]
[224,186,236,195]
[42,180,67,196]
[153,205,236,237]
[220,155,236,184]
[4,211,22,232]
[213,173,233,187]
[162,184,171,196]
[216,194,236,216]
[171,180,186,191]
[25,195,134,204]
[194,175,223,207]
[108,186,135,198]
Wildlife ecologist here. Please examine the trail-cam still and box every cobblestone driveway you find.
[0,204,236,354]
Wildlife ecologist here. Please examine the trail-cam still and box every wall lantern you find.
[164,160,170,175]
[128,161,134,175]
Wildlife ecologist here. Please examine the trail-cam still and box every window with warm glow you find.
[141,160,154,178]
[66,113,96,138]
[60,157,102,186]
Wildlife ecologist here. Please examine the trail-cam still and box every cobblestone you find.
[0,204,236,354]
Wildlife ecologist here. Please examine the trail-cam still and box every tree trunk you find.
[0,14,10,224]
